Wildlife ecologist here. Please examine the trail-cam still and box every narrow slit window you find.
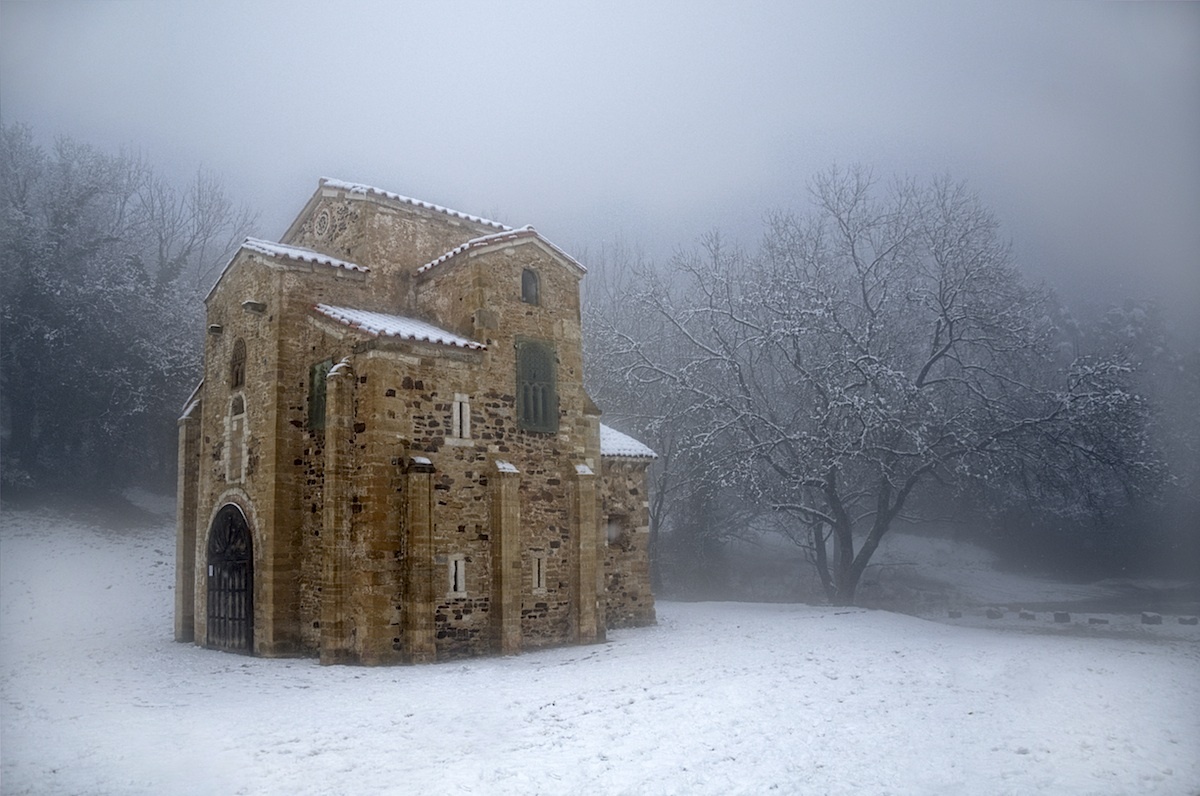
[532,554,547,592]
[451,393,471,439]
[449,555,467,596]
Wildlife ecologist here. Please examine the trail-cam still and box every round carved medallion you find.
[313,208,332,239]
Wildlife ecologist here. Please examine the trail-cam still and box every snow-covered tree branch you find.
[612,166,1164,604]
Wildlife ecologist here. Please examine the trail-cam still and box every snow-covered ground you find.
[2,502,1198,795]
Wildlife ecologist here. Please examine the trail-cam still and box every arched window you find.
[516,339,557,433]
[230,338,246,389]
[521,268,539,305]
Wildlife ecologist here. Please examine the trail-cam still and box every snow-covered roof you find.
[327,357,353,378]
[179,398,201,421]
[418,227,534,273]
[314,304,486,350]
[179,380,204,418]
[321,178,510,231]
[417,225,586,276]
[600,424,657,459]
[242,238,368,273]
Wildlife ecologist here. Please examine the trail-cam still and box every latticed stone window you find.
[516,340,557,433]
[521,268,539,305]
[230,338,246,389]
[308,358,332,431]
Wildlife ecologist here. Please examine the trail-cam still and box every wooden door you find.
[206,504,253,653]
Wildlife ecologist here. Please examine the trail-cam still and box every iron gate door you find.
[207,504,253,653]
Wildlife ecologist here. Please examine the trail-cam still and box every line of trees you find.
[2,125,1192,591]
[0,123,253,492]
[585,167,1196,600]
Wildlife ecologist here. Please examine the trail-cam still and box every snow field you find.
[2,506,1198,795]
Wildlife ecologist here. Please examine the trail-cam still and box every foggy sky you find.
[3,1,1198,331]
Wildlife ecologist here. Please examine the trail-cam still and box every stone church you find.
[174,178,656,664]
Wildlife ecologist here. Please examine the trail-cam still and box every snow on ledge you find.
[495,460,519,473]
[320,178,510,231]
[242,238,367,273]
[600,424,657,459]
[179,399,201,421]
[314,305,486,351]
[417,226,586,276]
[327,357,353,378]
[417,226,537,274]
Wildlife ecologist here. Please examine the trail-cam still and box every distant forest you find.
[2,124,1196,590]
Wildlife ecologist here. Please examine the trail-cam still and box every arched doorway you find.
[206,504,254,653]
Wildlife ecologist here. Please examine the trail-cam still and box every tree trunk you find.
[811,522,835,600]
[830,564,862,606]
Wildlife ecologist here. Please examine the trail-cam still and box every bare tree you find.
[583,240,744,592]
[624,167,1160,604]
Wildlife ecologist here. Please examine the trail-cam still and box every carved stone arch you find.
[204,490,260,565]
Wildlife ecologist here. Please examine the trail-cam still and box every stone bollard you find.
[1019,610,1036,620]
[986,608,1004,619]
[1179,616,1198,626]
[948,610,962,619]
[1141,612,1163,625]
[1053,611,1071,623]
[1088,617,1109,625]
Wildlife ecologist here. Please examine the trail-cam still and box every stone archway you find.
[206,504,254,653]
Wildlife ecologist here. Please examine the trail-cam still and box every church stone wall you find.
[601,459,657,628]
[194,259,287,654]
[179,180,653,666]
